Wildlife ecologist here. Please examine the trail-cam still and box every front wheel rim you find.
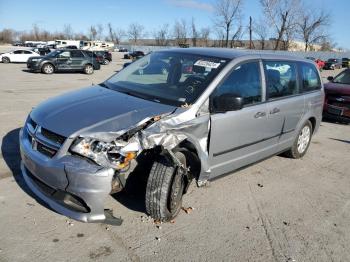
[169,167,184,214]
[45,65,53,73]
[297,126,311,154]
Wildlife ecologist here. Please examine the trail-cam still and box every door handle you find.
[270,107,280,114]
[254,112,266,118]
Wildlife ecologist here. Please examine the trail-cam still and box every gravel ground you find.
[0,47,349,262]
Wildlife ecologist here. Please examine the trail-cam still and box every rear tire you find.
[84,64,94,74]
[42,63,54,74]
[284,120,312,159]
[145,152,186,221]
[103,59,110,65]
[2,57,10,63]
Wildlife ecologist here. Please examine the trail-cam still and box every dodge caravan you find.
[20,48,324,224]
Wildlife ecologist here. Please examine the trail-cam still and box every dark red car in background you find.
[323,69,350,123]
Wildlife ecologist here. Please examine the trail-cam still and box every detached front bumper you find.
[19,128,122,224]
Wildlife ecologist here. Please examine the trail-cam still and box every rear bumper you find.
[20,127,121,224]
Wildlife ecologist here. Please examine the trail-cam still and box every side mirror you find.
[327,76,334,81]
[212,94,244,113]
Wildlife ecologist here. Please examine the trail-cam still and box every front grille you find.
[41,128,66,145]
[37,142,57,158]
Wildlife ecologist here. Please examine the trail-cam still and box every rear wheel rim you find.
[297,126,311,154]
[85,65,93,74]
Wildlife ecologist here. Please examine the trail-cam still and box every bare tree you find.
[200,27,211,47]
[253,19,269,50]
[191,18,198,47]
[154,24,169,46]
[89,25,97,40]
[128,23,144,44]
[0,29,15,43]
[230,25,243,48]
[173,19,188,46]
[107,23,115,42]
[63,24,74,39]
[260,0,301,50]
[32,24,40,41]
[298,10,330,51]
[96,24,104,40]
[114,29,125,44]
[213,0,243,48]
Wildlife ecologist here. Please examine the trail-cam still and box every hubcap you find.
[45,65,53,73]
[86,66,93,74]
[297,126,311,154]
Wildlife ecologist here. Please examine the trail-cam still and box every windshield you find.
[105,51,230,106]
[333,70,350,85]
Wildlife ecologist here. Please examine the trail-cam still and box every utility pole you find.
[249,16,253,49]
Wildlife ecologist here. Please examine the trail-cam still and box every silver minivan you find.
[19,48,324,225]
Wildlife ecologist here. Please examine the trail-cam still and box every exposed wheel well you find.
[176,140,201,181]
[308,117,316,134]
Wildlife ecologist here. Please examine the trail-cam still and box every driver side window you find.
[58,51,70,58]
[214,61,262,106]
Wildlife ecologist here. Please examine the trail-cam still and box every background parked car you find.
[58,45,78,50]
[12,41,24,46]
[32,47,51,56]
[93,50,112,65]
[342,58,350,68]
[324,58,342,70]
[323,69,350,123]
[27,49,100,74]
[0,49,39,63]
[124,51,145,59]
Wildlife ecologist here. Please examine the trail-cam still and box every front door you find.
[56,51,72,70]
[209,61,282,178]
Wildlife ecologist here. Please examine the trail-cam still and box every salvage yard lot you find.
[0,49,349,262]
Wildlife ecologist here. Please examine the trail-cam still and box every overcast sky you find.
[0,0,348,48]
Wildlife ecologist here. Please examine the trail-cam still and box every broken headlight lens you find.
[70,137,137,169]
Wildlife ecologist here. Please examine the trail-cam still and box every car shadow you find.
[1,128,53,211]
[329,138,350,144]
[111,152,154,213]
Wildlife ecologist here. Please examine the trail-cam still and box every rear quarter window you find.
[299,62,321,92]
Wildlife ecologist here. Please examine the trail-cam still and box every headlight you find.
[70,137,138,169]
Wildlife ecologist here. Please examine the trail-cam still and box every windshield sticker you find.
[194,60,221,69]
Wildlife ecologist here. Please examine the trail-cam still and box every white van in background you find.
[55,40,83,49]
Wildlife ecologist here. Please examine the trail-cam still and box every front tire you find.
[84,64,94,74]
[2,57,10,63]
[145,152,186,221]
[103,59,110,65]
[42,63,54,74]
[285,120,312,159]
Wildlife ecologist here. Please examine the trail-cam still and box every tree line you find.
[0,0,335,51]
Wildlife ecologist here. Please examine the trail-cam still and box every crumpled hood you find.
[30,85,176,137]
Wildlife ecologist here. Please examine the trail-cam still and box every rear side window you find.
[264,61,298,99]
[13,50,23,54]
[300,62,321,92]
[71,50,84,58]
[214,61,262,106]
